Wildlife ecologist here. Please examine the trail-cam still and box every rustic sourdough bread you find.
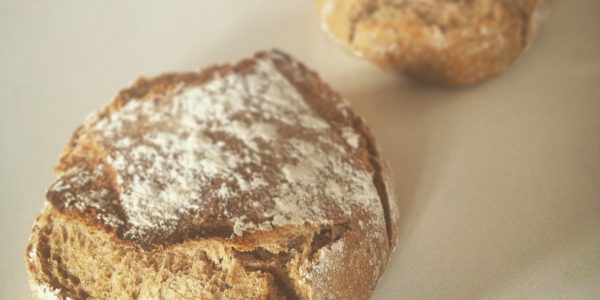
[315,0,546,85]
[25,50,400,299]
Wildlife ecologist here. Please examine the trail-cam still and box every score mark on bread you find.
[25,50,399,299]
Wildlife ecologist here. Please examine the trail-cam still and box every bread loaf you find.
[315,0,546,85]
[25,50,399,299]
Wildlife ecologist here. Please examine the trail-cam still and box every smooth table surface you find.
[1,1,599,299]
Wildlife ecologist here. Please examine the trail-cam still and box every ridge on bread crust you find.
[27,50,399,299]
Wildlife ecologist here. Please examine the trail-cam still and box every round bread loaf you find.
[315,0,545,85]
[25,50,399,299]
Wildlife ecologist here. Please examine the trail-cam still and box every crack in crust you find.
[27,207,356,300]
[353,120,394,249]
[234,248,301,300]
[271,51,396,250]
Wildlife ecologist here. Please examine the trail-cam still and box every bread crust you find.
[26,50,399,299]
[315,0,545,85]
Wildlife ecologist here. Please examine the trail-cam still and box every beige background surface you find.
[1,1,599,299]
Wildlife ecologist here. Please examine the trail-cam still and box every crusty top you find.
[316,0,543,85]
[357,0,538,27]
[46,50,391,249]
[321,0,540,32]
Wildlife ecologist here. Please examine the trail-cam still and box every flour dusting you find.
[47,53,384,247]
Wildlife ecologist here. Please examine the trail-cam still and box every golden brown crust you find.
[315,0,545,85]
[27,50,399,299]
